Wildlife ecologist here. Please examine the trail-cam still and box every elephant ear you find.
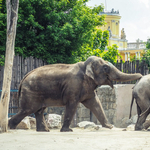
[85,63,94,80]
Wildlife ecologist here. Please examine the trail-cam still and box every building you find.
[99,9,146,61]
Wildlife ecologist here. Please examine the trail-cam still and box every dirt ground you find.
[0,127,150,150]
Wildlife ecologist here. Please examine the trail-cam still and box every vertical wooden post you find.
[0,0,19,132]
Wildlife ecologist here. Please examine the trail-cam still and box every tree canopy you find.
[0,0,121,65]
[141,38,150,66]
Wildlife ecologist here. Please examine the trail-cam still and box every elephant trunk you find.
[109,65,142,82]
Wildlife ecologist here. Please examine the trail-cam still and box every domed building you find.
[99,8,146,61]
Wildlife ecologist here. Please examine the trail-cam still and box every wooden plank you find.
[21,56,25,78]
[136,60,139,73]
[24,57,28,75]
[17,55,21,88]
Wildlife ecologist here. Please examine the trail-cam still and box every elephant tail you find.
[129,79,140,119]
[129,91,134,119]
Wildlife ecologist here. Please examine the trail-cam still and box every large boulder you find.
[77,121,95,128]
[77,121,102,130]
[46,114,61,129]
[11,116,36,130]
[16,116,33,129]
[28,116,36,129]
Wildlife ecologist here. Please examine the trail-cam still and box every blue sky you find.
[86,0,150,42]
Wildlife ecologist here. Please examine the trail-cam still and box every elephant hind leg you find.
[61,101,78,132]
[135,101,150,130]
[9,109,32,129]
[34,107,49,132]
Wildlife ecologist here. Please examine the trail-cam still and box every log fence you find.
[0,55,149,116]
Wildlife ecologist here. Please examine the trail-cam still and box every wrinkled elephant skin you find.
[130,74,150,130]
[9,56,142,132]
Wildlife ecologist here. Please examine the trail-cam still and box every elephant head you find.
[85,56,142,88]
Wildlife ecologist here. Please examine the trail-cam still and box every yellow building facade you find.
[99,9,145,61]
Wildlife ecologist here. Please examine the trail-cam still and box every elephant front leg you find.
[61,102,78,132]
[82,95,113,129]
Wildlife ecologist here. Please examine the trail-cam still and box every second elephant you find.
[130,74,150,130]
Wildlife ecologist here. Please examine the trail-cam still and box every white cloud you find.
[122,23,139,42]
[139,0,150,8]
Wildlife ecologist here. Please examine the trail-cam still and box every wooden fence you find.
[0,55,48,116]
[0,55,149,116]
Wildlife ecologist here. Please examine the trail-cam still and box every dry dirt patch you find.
[0,127,150,150]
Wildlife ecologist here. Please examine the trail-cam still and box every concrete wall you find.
[97,84,137,127]
[47,84,137,128]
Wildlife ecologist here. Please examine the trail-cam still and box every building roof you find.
[99,8,120,16]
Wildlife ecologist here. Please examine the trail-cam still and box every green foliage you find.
[0,0,120,65]
[140,39,150,67]
[130,55,141,62]
[0,0,6,65]
[0,55,4,66]
[0,0,2,10]
[73,29,109,62]
[0,0,108,65]
[101,44,122,64]
[141,50,150,67]
[146,38,150,49]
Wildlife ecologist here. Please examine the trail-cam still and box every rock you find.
[94,125,102,130]
[29,117,36,129]
[124,124,135,131]
[77,121,95,128]
[131,115,138,124]
[16,116,31,129]
[46,114,61,129]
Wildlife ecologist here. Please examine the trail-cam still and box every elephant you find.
[9,56,142,132]
[129,74,150,130]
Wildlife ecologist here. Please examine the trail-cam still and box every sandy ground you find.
[0,127,150,150]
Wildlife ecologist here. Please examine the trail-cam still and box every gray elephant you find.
[9,56,142,132]
[129,74,150,130]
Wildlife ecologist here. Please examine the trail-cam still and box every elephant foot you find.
[8,125,17,129]
[102,123,113,129]
[36,126,50,132]
[36,128,50,132]
[135,124,144,131]
[8,120,17,129]
[60,127,73,132]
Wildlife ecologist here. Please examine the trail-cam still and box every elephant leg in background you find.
[34,107,49,132]
[143,120,150,130]
[136,105,150,130]
[9,109,33,129]
[60,101,79,132]
[135,98,150,130]
[82,95,113,129]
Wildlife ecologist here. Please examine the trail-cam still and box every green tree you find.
[146,38,150,49]
[73,29,109,62]
[92,44,122,64]
[0,0,108,64]
[141,38,150,67]
[0,1,1,10]
[0,0,5,65]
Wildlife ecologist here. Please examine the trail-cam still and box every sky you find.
[86,0,150,42]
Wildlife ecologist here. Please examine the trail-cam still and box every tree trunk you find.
[0,0,19,132]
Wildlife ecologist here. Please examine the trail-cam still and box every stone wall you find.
[46,84,137,128]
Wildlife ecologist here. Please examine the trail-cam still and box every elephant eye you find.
[103,65,110,73]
